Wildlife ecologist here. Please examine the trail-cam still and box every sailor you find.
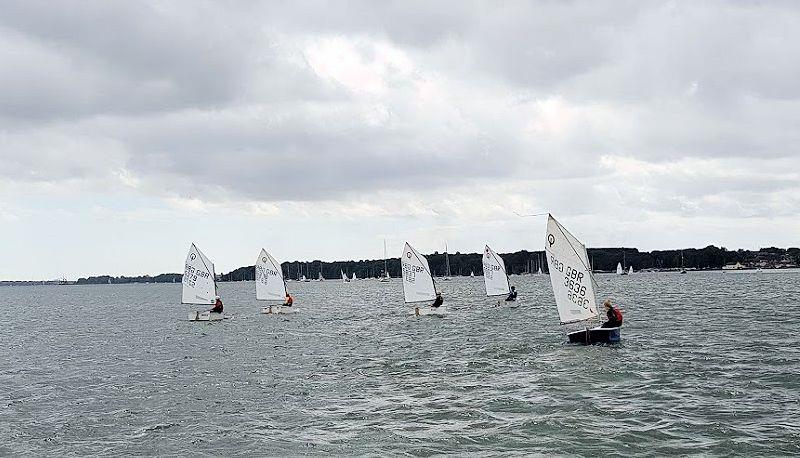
[210,295,223,313]
[505,286,518,301]
[431,292,444,308]
[601,299,623,328]
[283,292,294,307]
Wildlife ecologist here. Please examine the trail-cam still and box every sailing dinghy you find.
[482,244,516,307]
[183,243,223,321]
[256,249,295,315]
[401,242,444,316]
[628,266,634,275]
[341,270,350,283]
[545,215,620,344]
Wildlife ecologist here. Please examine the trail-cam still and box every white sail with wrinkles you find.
[545,215,598,324]
[256,249,286,301]
[401,242,436,303]
[616,262,623,275]
[482,244,510,296]
[182,243,217,305]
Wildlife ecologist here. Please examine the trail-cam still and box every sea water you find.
[1,271,799,455]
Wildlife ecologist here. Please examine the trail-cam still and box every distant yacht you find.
[443,242,452,281]
[680,251,687,274]
[379,239,391,282]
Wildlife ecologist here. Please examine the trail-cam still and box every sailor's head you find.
[436,292,442,298]
[286,292,291,297]
[215,295,220,300]
[511,286,516,291]
[603,299,612,309]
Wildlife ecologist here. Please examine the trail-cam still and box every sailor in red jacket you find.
[601,299,623,328]
[210,295,223,313]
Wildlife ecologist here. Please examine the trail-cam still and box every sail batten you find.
[545,215,598,324]
[482,244,510,296]
[401,242,437,303]
[182,243,217,305]
[256,249,287,301]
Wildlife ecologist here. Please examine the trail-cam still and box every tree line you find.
[74,245,799,284]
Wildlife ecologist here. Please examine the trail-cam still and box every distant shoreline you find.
[3,245,798,285]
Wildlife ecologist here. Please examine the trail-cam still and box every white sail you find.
[482,245,510,296]
[351,272,357,281]
[628,266,634,275]
[545,215,598,324]
[182,243,217,305]
[255,249,286,301]
[341,270,348,282]
[616,262,623,275]
[401,242,436,303]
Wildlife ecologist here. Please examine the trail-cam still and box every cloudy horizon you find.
[2,1,799,280]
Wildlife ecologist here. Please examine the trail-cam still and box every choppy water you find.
[2,271,799,456]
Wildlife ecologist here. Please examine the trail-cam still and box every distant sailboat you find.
[680,251,687,274]
[470,270,475,277]
[443,243,452,281]
[545,215,619,344]
[341,270,350,283]
[619,251,629,275]
[351,272,357,281]
[183,243,223,321]
[402,242,442,316]
[628,266,634,275]
[318,271,325,282]
[256,249,294,314]
[379,239,391,282]
[483,245,515,307]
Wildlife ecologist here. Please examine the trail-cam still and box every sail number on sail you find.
[549,256,590,308]
[256,263,279,283]
[483,262,501,279]
[183,263,210,288]
[403,262,425,283]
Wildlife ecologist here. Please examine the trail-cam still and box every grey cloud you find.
[1,0,799,219]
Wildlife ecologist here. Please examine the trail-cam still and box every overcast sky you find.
[1,1,799,279]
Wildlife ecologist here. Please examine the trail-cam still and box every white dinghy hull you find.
[409,306,447,317]
[188,311,224,322]
[261,305,298,315]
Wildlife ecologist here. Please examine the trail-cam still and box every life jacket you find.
[612,306,623,324]
[285,295,293,306]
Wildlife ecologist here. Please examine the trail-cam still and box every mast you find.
[445,242,451,277]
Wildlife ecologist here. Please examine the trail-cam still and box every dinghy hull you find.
[261,305,297,315]
[567,327,620,345]
[188,311,224,322]
[409,307,446,317]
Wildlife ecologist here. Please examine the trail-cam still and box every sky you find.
[1,0,799,280]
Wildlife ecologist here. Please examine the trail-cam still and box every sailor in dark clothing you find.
[431,292,444,308]
[601,299,623,328]
[210,295,223,313]
[505,286,518,301]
